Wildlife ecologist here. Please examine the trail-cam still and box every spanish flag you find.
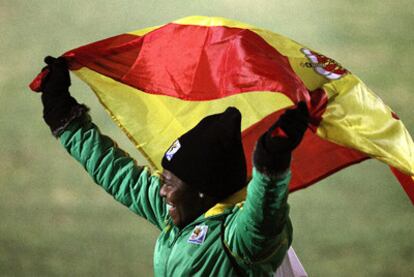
[59,16,413,203]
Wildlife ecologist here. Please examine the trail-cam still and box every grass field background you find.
[1,1,414,276]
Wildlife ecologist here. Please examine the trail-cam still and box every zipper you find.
[164,226,185,275]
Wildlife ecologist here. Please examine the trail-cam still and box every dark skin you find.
[160,170,218,229]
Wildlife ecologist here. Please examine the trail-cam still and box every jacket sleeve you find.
[224,167,292,269]
[59,116,167,230]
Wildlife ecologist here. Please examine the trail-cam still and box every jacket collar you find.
[204,187,247,218]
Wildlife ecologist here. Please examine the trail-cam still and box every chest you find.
[153,220,233,276]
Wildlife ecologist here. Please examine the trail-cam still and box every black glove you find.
[42,56,71,94]
[253,101,309,176]
[39,56,87,136]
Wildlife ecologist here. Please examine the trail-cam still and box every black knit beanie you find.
[161,107,247,199]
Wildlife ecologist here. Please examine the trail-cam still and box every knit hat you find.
[161,107,247,199]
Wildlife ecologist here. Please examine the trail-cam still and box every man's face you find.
[160,170,203,228]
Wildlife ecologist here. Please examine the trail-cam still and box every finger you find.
[279,117,308,137]
[279,111,308,125]
[283,102,309,121]
[44,56,57,65]
[297,101,309,117]
[282,110,309,127]
[56,56,68,67]
[279,116,308,133]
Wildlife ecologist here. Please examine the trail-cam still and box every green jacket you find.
[60,117,293,276]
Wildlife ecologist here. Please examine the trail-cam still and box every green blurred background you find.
[1,1,413,276]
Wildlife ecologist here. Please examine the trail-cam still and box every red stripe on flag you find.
[289,131,369,192]
[64,23,309,102]
[390,167,414,205]
[65,33,144,81]
[242,110,369,192]
[241,87,369,192]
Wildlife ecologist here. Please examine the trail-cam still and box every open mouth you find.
[166,202,176,215]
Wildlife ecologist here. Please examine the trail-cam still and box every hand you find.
[33,56,87,136]
[253,102,309,175]
[266,101,309,152]
[41,56,71,94]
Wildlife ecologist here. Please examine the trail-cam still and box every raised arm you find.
[34,56,167,230]
[224,102,309,271]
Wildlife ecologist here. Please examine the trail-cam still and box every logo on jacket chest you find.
[188,225,208,245]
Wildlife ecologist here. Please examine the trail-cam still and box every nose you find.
[160,184,167,198]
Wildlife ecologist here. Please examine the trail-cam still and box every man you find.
[35,56,309,276]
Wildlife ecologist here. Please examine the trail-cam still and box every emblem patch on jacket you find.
[188,225,208,245]
[165,140,181,161]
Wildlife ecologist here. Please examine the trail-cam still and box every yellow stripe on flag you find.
[318,74,414,175]
[73,67,294,169]
[127,25,161,36]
